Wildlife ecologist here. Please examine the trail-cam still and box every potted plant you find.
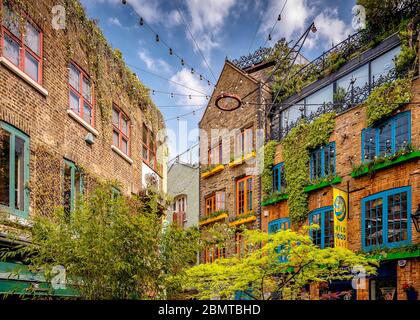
[402,283,418,300]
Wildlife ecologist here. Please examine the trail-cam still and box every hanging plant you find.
[282,113,336,223]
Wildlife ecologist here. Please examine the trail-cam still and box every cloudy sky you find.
[81,0,358,159]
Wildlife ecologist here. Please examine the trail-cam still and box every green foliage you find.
[365,77,412,126]
[0,184,200,300]
[181,228,378,300]
[282,113,336,223]
[199,210,228,222]
[261,141,278,195]
[395,25,418,74]
[228,212,256,223]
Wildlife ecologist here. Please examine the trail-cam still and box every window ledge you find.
[201,164,225,179]
[262,193,289,207]
[111,145,133,164]
[228,214,256,227]
[228,151,257,168]
[369,249,420,261]
[0,57,48,97]
[304,176,342,193]
[0,208,31,227]
[199,213,228,227]
[67,110,99,136]
[351,151,420,178]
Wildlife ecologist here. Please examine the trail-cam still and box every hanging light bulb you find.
[181,59,185,66]
[176,116,180,121]
[193,111,196,116]
[311,23,317,33]
[268,34,272,41]
[170,93,174,98]
[122,0,127,4]
[191,68,194,74]
[156,34,160,42]
[205,96,209,100]
[200,74,203,80]
[208,80,211,86]
[152,90,155,95]
[278,14,281,21]
[189,95,192,100]
[139,17,144,25]
[169,48,173,55]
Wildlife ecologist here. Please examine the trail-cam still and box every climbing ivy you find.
[282,113,336,223]
[365,77,412,126]
[261,140,278,196]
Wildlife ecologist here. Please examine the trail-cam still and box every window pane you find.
[244,128,253,154]
[112,108,119,127]
[24,51,39,81]
[273,166,280,192]
[149,132,155,151]
[363,128,376,161]
[306,84,333,116]
[63,163,72,214]
[143,145,148,160]
[121,117,128,135]
[74,170,83,203]
[69,90,80,113]
[83,104,92,125]
[69,64,80,90]
[24,22,40,55]
[142,124,148,143]
[365,198,383,247]
[149,151,155,167]
[0,128,11,207]
[371,46,401,82]
[82,77,92,103]
[378,121,392,157]
[121,138,128,155]
[2,6,20,37]
[310,213,322,246]
[337,64,369,93]
[234,131,243,158]
[246,178,253,212]
[280,164,286,191]
[387,192,408,244]
[14,137,25,211]
[324,210,334,248]
[3,33,20,66]
[324,144,335,177]
[112,130,119,147]
[310,149,322,180]
[395,113,409,151]
[282,103,301,129]
[238,180,244,214]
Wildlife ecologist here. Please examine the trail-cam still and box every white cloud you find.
[259,0,313,44]
[137,48,172,73]
[108,17,122,27]
[169,68,211,108]
[309,8,353,50]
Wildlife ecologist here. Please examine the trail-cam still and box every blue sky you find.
[81,0,357,159]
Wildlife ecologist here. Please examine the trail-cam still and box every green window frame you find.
[63,159,84,213]
[0,122,30,218]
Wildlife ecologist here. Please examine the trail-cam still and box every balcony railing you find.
[270,67,405,140]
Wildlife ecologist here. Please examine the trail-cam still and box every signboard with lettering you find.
[333,187,348,248]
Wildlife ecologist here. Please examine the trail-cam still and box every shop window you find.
[309,207,334,248]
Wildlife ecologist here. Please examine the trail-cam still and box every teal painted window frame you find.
[309,206,334,249]
[0,122,30,218]
[272,162,286,193]
[309,142,336,181]
[62,159,84,213]
[268,217,291,263]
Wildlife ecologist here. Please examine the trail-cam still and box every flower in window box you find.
[402,283,418,301]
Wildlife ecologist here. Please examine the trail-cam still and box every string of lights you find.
[127,63,210,96]
[121,0,216,87]
[261,0,288,48]
[164,106,206,122]
[174,2,217,82]
[151,89,209,99]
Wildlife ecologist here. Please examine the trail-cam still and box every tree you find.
[0,183,200,300]
[180,228,378,300]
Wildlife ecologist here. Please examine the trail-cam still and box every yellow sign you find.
[333,187,348,248]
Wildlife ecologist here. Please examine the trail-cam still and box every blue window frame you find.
[268,217,291,262]
[309,206,334,248]
[0,122,30,218]
[310,142,335,180]
[362,111,411,161]
[272,162,286,193]
[63,159,84,214]
[361,186,411,251]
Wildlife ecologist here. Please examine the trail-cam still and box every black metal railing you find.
[231,46,274,70]
[269,67,407,141]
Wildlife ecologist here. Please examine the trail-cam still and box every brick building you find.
[0,0,166,296]
[199,21,419,299]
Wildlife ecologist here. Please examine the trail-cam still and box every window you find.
[362,112,410,161]
[281,102,302,129]
[205,191,225,216]
[362,187,411,251]
[236,176,253,215]
[337,64,369,94]
[309,207,334,249]
[371,46,401,83]
[268,217,291,262]
[208,139,222,165]
[234,128,253,158]
[173,196,187,227]
[305,84,333,116]
[273,162,286,193]
[236,232,245,258]
[63,159,84,214]
[112,105,130,156]
[309,142,335,181]
[69,62,94,125]
[142,124,156,169]
[0,122,29,218]
[1,5,42,83]
[204,245,226,263]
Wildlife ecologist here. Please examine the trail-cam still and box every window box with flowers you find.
[201,164,225,179]
[199,210,228,227]
[229,150,256,168]
[402,283,418,301]
[229,212,256,227]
